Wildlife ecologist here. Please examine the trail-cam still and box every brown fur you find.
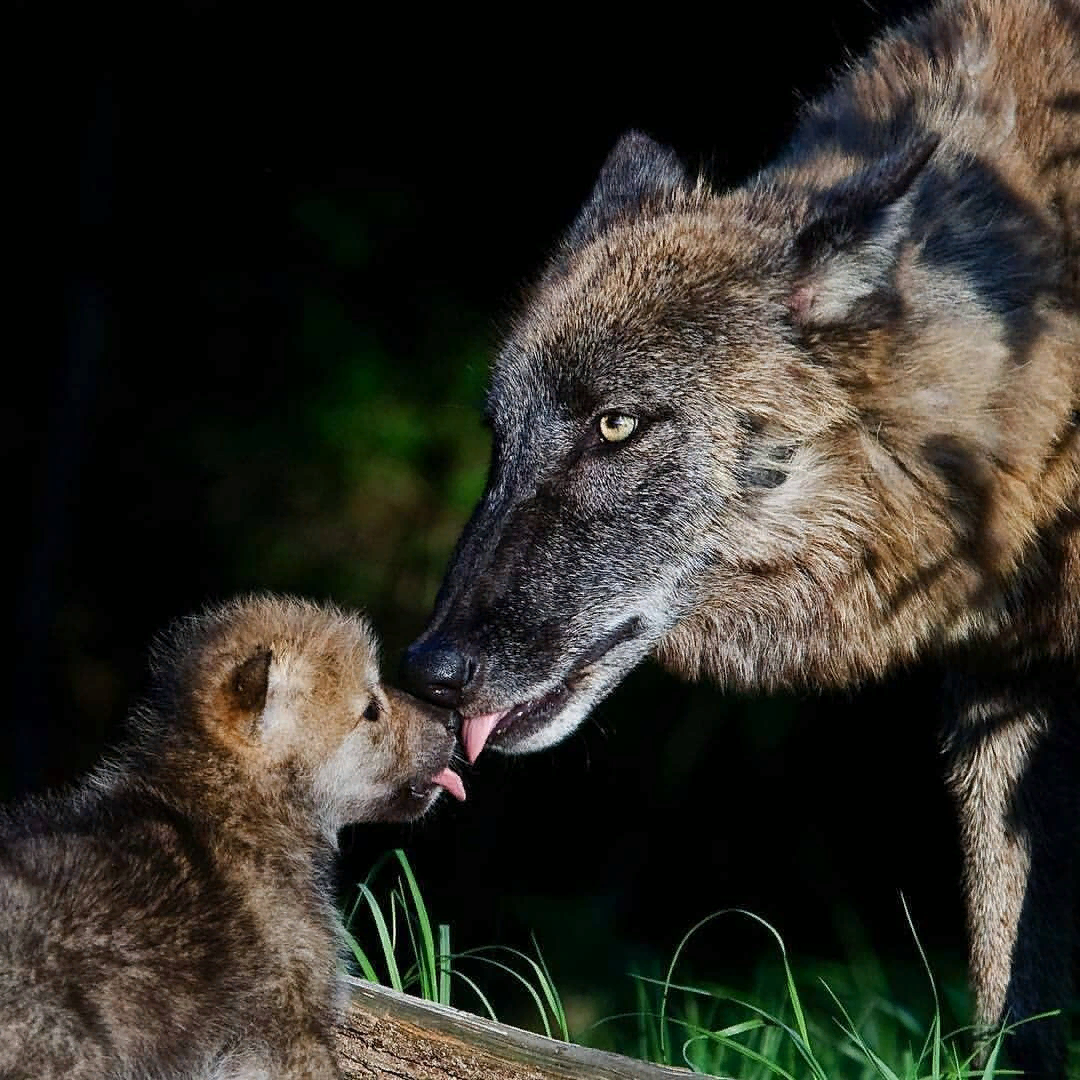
[404,2,1080,1074]
[0,595,461,1079]
[650,0,1080,690]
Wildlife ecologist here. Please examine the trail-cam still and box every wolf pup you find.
[0,595,464,1079]
[402,0,1080,1075]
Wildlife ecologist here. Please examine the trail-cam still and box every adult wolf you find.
[402,0,1080,1074]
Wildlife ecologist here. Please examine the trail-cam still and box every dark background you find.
[11,0,982,1036]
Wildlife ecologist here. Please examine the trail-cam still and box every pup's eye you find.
[597,412,638,443]
[362,700,381,723]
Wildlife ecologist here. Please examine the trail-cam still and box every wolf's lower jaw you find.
[461,618,655,761]
[461,688,599,760]
[461,686,571,761]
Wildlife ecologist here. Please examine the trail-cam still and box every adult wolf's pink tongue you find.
[462,710,509,763]
[432,768,466,802]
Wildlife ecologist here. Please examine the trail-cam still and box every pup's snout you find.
[400,635,475,709]
[385,686,460,737]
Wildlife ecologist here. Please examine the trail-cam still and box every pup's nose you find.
[400,636,474,709]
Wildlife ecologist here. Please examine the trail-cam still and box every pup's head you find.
[150,595,464,830]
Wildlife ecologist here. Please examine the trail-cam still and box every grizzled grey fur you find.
[0,595,461,1079]
[402,1,1080,1075]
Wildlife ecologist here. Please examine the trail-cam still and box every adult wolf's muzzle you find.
[400,393,699,760]
[402,505,644,758]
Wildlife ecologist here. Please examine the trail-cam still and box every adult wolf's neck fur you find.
[656,0,1080,692]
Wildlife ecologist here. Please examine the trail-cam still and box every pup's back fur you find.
[403,1,1080,1075]
[0,595,461,1079]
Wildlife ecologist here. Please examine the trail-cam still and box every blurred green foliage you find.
[188,197,493,654]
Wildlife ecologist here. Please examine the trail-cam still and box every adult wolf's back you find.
[402,1,1080,1074]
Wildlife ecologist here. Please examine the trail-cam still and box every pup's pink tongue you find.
[462,710,509,764]
[432,768,466,802]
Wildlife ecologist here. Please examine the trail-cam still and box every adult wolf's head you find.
[402,127,1027,759]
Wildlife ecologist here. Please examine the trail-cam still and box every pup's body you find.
[403,1,1080,1075]
[0,595,462,1079]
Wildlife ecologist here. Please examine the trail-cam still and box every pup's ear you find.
[788,132,939,328]
[228,647,272,722]
[562,131,693,256]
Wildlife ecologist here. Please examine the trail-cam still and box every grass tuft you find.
[601,905,1040,1078]
[343,848,567,1037]
[344,853,1075,1077]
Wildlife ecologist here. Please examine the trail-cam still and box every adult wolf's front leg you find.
[943,667,1079,1079]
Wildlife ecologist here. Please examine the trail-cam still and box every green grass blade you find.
[530,932,570,1040]
[732,909,811,1052]
[900,893,942,1080]
[601,1005,719,1070]
[658,909,733,1060]
[438,922,452,1006]
[678,1033,712,1074]
[341,925,380,984]
[703,1033,798,1080]
[634,975,827,1080]
[655,907,815,1067]
[352,883,403,992]
[978,1036,1004,1080]
[828,1016,902,1080]
[394,849,438,997]
[633,972,727,999]
[448,968,500,1022]
[390,886,428,997]
[343,888,364,929]
[635,978,657,1065]
[454,950,555,1037]
[948,1039,965,1078]
[976,1010,1060,1080]
[715,1017,769,1038]
[464,943,568,1041]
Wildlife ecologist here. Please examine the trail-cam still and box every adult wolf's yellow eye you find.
[598,412,637,443]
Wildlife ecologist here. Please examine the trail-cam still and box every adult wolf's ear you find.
[788,132,940,328]
[562,131,693,256]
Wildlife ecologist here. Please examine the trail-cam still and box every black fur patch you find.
[923,433,996,569]
[916,158,1059,361]
[736,415,793,490]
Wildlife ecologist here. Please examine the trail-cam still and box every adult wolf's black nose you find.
[401,637,473,708]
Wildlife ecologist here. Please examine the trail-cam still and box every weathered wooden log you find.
[336,977,700,1080]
